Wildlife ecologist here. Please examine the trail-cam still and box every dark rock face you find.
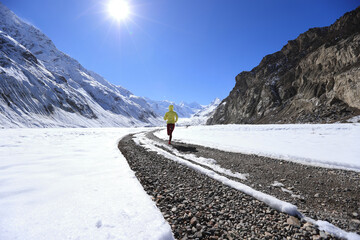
[208,7,360,125]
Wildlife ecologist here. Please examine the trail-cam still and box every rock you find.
[194,231,203,238]
[352,212,359,217]
[190,217,197,225]
[207,7,360,125]
[319,231,328,238]
[303,222,312,228]
[302,222,315,232]
[351,219,360,224]
[287,216,301,227]
[314,193,320,198]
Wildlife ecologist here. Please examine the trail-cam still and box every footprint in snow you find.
[96,220,102,228]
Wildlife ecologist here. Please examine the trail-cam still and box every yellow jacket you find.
[164,105,178,124]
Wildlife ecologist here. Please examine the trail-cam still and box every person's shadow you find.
[172,144,198,153]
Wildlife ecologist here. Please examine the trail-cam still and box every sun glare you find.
[107,0,130,21]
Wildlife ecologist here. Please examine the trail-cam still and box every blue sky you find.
[3,0,359,105]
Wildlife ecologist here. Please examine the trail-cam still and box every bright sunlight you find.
[107,0,130,21]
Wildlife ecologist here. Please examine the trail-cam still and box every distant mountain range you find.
[146,98,221,126]
[208,6,360,124]
[178,98,221,126]
[0,3,217,128]
[146,99,205,118]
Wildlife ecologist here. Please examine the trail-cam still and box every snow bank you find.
[155,124,360,172]
[306,218,360,240]
[0,128,173,240]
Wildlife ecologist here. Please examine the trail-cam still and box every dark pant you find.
[167,124,175,136]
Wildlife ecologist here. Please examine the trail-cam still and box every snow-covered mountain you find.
[192,98,221,118]
[145,98,220,125]
[145,99,205,118]
[0,3,161,128]
[177,98,221,126]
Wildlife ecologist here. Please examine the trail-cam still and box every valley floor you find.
[121,130,360,239]
[0,124,359,239]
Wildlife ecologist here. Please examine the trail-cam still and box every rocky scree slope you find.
[0,3,160,127]
[208,7,360,124]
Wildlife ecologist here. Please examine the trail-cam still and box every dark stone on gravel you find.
[119,134,341,239]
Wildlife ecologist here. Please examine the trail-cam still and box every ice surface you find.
[0,128,173,240]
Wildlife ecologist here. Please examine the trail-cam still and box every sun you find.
[107,0,130,21]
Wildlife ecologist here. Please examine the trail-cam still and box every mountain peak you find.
[0,2,161,128]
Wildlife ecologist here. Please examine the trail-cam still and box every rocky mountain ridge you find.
[208,6,360,125]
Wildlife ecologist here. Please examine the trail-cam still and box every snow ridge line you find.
[134,132,360,240]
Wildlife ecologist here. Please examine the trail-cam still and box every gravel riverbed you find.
[117,133,357,239]
[146,131,360,235]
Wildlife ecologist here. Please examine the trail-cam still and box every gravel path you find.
[117,133,350,239]
[146,131,360,235]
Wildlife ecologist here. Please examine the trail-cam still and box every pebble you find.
[320,231,328,238]
[287,216,301,227]
[190,217,197,225]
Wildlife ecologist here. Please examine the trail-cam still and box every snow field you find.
[0,128,173,240]
[1,125,359,240]
[155,124,360,172]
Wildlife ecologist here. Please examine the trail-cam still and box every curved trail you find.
[119,130,360,239]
